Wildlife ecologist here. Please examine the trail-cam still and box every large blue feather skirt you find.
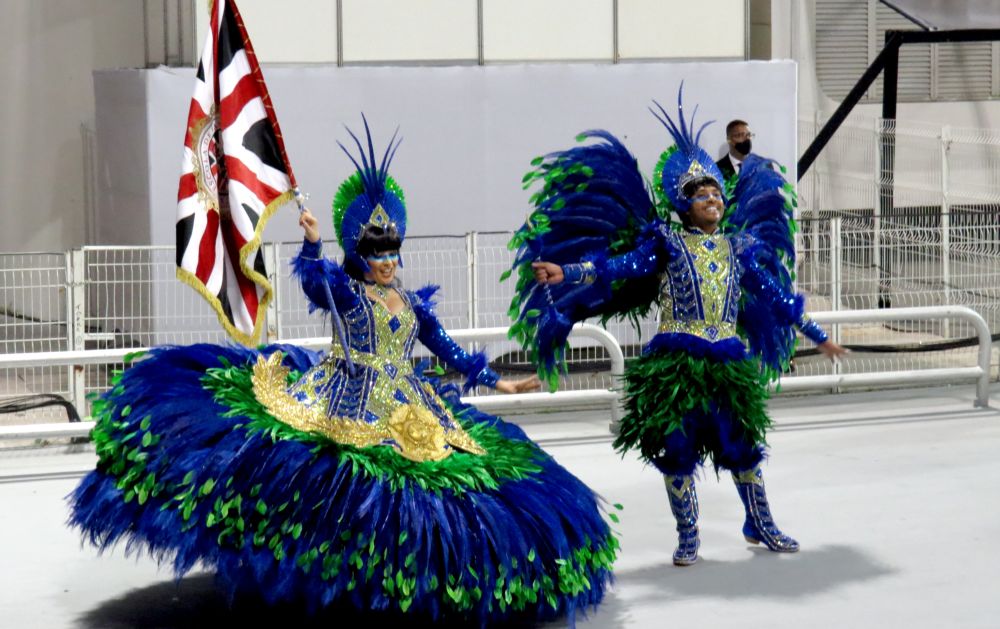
[68,343,617,626]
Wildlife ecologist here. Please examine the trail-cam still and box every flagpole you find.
[232,0,355,374]
[293,188,357,381]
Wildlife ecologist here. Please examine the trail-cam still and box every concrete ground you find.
[1,383,998,628]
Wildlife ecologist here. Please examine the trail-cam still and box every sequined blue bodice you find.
[287,281,438,424]
[284,240,501,461]
[339,283,419,361]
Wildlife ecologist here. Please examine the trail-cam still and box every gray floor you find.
[1,383,998,628]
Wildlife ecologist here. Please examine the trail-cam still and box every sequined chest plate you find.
[658,233,741,342]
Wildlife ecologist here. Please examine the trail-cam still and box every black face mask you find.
[734,139,752,155]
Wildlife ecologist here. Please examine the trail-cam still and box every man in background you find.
[716,119,754,188]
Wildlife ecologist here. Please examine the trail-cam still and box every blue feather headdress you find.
[333,115,407,274]
[650,84,727,214]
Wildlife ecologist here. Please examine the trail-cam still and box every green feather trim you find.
[723,170,739,199]
[652,145,680,217]
[89,370,168,507]
[613,350,771,463]
[201,364,544,495]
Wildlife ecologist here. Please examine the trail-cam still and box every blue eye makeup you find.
[366,252,400,263]
[692,192,723,203]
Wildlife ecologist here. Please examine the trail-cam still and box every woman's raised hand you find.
[299,208,321,243]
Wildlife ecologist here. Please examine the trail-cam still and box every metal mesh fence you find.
[0,253,69,354]
[0,253,71,423]
[79,246,232,405]
[83,246,230,348]
[797,113,1000,379]
[470,232,534,390]
[2,115,999,421]
[3,216,998,421]
[274,241,333,341]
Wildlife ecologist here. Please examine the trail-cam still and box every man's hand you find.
[531,261,564,285]
[817,340,849,362]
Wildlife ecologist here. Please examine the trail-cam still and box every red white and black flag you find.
[176,0,296,345]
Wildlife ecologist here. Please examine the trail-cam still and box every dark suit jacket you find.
[716,154,737,180]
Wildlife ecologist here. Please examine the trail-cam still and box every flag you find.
[176,0,296,345]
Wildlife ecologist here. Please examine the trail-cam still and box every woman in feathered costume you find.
[509,87,846,567]
[70,117,618,625]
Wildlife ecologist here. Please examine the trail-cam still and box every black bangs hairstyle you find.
[682,175,722,200]
[343,223,403,281]
[356,223,403,260]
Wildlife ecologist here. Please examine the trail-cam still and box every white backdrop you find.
[93,61,797,247]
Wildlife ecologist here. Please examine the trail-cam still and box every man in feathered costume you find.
[508,87,846,567]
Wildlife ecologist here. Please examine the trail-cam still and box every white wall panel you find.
[92,71,151,247]
[618,0,744,59]
[194,0,338,63]
[343,0,477,62]
[0,0,145,253]
[483,0,613,61]
[94,62,797,248]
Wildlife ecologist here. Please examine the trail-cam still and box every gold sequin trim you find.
[367,204,393,229]
[658,235,739,342]
[324,344,414,377]
[657,320,738,340]
[251,353,486,462]
[387,404,447,462]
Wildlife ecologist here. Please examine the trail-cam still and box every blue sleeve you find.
[410,286,500,392]
[797,317,829,345]
[290,239,360,313]
[739,252,829,345]
[562,228,670,285]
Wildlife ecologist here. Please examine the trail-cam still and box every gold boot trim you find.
[663,474,693,498]
[733,466,764,485]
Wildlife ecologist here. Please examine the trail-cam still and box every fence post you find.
[812,110,822,216]
[810,112,822,291]
[873,115,887,308]
[830,217,843,382]
[264,243,281,341]
[68,249,88,416]
[466,232,478,328]
[940,125,952,339]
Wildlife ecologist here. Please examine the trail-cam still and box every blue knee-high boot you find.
[733,465,799,552]
[663,475,700,566]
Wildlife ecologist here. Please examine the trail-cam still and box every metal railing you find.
[780,306,992,407]
[3,213,999,422]
[0,323,624,441]
[1,306,993,442]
